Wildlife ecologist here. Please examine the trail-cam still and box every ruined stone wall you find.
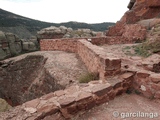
[0,72,134,119]
[40,39,78,53]
[77,40,121,79]
[40,39,121,80]
[133,70,160,99]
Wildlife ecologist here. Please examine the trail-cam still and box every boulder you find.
[0,48,8,60]
[0,31,7,44]
[5,33,16,43]
[9,42,22,56]
[22,42,37,51]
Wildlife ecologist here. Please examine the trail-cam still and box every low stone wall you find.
[40,39,121,80]
[0,72,134,120]
[40,39,78,53]
[133,70,160,99]
[77,40,121,79]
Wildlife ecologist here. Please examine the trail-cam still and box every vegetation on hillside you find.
[0,9,115,39]
[134,39,160,57]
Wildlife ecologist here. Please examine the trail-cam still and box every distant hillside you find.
[0,8,115,39]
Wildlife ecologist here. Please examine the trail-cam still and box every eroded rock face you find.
[106,0,160,42]
[0,31,39,60]
[0,55,62,106]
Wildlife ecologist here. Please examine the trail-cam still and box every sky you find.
[0,0,129,23]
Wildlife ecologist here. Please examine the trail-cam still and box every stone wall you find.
[133,70,160,99]
[40,39,78,53]
[40,39,121,80]
[77,40,121,79]
[0,72,134,119]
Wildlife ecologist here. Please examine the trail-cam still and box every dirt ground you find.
[73,93,160,120]
[3,51,88,88]
[102,44,160,72]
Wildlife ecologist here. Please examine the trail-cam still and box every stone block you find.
[58,97,75,108]
[100,57,121,71]
[107,90,116,100]
[76,97,95,111]
[76,91,92,102]
[60,103,77,119]
[37,104,59,119]
[91,83,112,97]
[119,72,135,81]
[54,90,65,97]
[40,92,55,100]
[93,94,109,105]
[115,87,126,96]
[136,71,150,78]
[149,74,160,83]
[24,98,40,108]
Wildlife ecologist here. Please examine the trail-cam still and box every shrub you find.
[78,72,99,83]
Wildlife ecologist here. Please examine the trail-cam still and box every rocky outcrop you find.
[106,0,160,43]
[0,55,62,106]
[37,26,100,40]
[0,31,39,60]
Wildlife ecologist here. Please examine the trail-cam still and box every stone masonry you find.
[40,39,121,80]
[0,72,134,119]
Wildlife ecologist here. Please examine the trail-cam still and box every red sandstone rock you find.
[150,83,160,91]
[119,72,134,80]
[122,24,147,42]
[24,98,40,108]
[136,71,150,78]
[137,18,160,29]
[76,91,92,102]
[54,90,65,97]
[37,104,58,117]
[106,0,160,43]
[154,91,160,99]
[149,74,160,83]
[60,103,78,119]
[91,83,112,97]
[58,97,75,108]
[146,0,160,7]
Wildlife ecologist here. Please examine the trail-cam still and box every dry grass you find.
[78,72,99,83]
[134,38,160,57]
